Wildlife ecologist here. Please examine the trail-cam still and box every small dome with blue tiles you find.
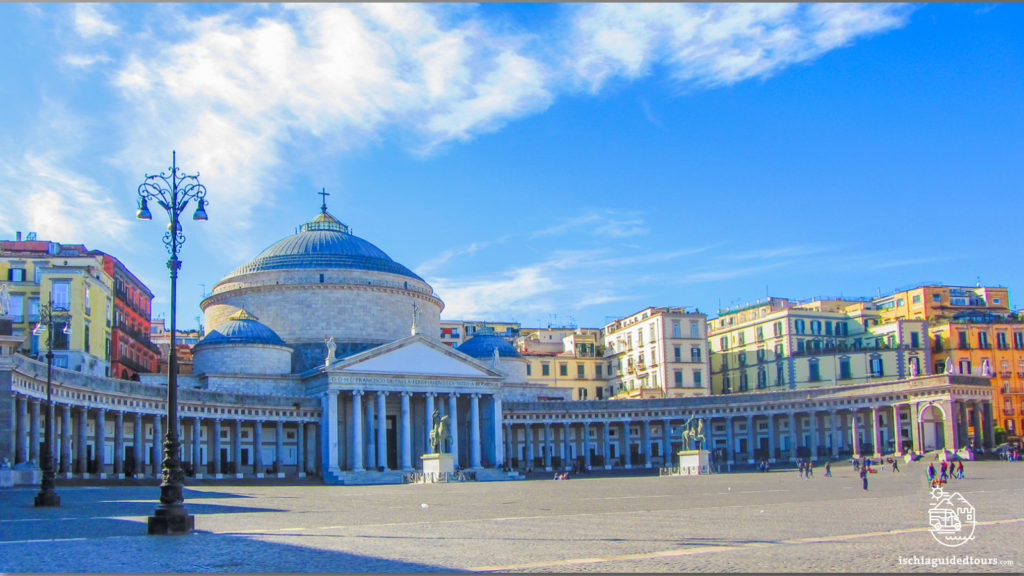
[224,207,423,281]
[197,310,287,347]
[456,327,520,359]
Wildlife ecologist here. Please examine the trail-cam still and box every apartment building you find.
[603,307,709,398]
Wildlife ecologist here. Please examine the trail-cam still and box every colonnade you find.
[9,393,318,478]
[505,398,997,471]
[322,388,502,475]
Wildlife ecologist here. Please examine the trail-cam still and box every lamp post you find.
[33,297,70,507]
[136,150,207,535]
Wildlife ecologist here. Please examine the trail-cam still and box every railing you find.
[659,466,679,476]
[402,470,476,483]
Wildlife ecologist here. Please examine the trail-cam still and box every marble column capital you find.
[352,389,364,398]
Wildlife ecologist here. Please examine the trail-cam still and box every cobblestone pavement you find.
[1,460,1021,573]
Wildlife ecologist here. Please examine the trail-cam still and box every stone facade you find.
[193,344,293,377]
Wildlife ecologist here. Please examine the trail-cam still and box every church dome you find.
[224,209,423,281]
[457,329,520,359]
[196,310,286,348]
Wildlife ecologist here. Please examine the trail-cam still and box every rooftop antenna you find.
[319,187,330,213]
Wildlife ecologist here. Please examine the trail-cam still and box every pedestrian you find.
[927,462,936,487]
[956,460,964,479]
[852,458,860,472]
[860,466,868,490]
[807,460,814,478]
[940,461,948,483]
[892,458,899,473]
[825,461,832,477]
[798,459,804,478]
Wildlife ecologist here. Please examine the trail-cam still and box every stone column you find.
[253,420,264,477]
[60,404,72,476]
[524,423,535,470]
[662,419,672,467]
[29,399,40,464]
[114,411,124,476]
[788,412,797,462]
[76,407,88,476]
[830,411,840,458]
[602,421,612,470]
[470,393,481,469]
[366,393,376,470]
[400,392,412,470]
[746,414,755,464]
[133,412,144,478]
[623,421,633,469]
[323,390,341,476]
[377,391,388,471]
[850,410,861,459]
[910,403,922,453]
[892,405,904,456]
[542,423,552,470]
[724,416,734,464]
[193,418,202,478]
[871,406,882,457]
[492,395,503,468]
[562,422,571,469]
[641,420,651,468]
[940,400,958,453]
[808,411,818,461]
[94,408,106,477]
[424,393,435,453]
[583,422,592,469]
[350,391,364,471]
[767,414,777,463]
[958,402,969,449]
[273,420,284,476]
[151,414,162,477]
[447,393,459,467]
[504,423,513,468]
[212,419,222,476]
[982,402,995,450]
[16,396,28,464]
[232,419,243,478]
[296,422,305,477]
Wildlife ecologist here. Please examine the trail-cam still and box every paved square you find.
[1,460,1022,573]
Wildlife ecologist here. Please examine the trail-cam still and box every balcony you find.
[1001,371,1013,378]
[1003,408,1016,416]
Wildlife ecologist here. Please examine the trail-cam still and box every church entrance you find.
[386,415,398,470]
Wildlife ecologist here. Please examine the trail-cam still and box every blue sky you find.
[0,4,1021,330]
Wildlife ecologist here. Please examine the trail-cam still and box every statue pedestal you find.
[677,449,710,476]
[421,453,454,482]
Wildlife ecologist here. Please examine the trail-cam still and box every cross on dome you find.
[319,188,330,213]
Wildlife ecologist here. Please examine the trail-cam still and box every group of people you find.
[757,459,771,472]
[797,459,814,478]
[927,460,965,487]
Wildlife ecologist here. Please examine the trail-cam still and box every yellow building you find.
[874,284,1021,443]
[1,237,113,376]
[708,297,930,394]
[519,328,609,400]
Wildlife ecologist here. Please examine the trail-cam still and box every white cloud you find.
[74,4,119,40]
[62,53,112,69]
[568,4,914,91]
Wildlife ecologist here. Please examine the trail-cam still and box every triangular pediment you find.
[329,335,502,379]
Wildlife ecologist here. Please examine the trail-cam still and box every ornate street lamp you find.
[32,297,71,507]
[136,150,207,535]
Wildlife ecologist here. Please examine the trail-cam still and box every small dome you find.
[457,328,520,359]
[224,209,423,281]
[197,310,286,347]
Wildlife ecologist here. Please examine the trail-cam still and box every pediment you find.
[329,335,502,379]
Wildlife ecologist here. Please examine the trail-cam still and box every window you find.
[690,347,701,363]
[559,364,568,377]
[756,348,766,362]
[839,357,852,380]
[773,321,783,337]
[526,363,532,376]
[739,372,749,391]
[796,340,805,353]
[959,359,972,375]
[737,351,746,365]
[808,359,820,382]
[723,374,731,393]
[7,268,25,282]
[51,281,70,310]
[958,332,969,350]
[794,319,805,334]
[978,332,990,349]
[870,357,884,378]
[756,326,764,341]
[577,364,585,379]
[83,284,91,314]
[912,294,922,304]
[897,298,905,306]
[737,331,745,345]
[720,336,729,351]
[1016,332,1024,350]
[693,370,702,387]
[825,321,832,336]
[673,321,681,338]
[83,324,90,353]
[933,334,944,352]
[810,320,822,335]
[911,332,920,348]
[27,297,39,322]
[997,332,1008,350]
[577,388,588,400]
[774,343,785,357]
[541,363,550,376]
[690,322,699,338]
[757,367,767,388]
[8,294,22,322]
[933,293,942,302]
[675,370,683,385]
[909,356,921,376]
[674,346,681,362]
[596,364,603,378]
[648,326,655,343]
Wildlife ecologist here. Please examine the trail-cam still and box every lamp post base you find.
[147,507,195,535]
[34,491,60,507]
